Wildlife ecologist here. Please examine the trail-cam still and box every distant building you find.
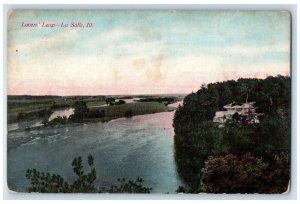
[213,102,260,126]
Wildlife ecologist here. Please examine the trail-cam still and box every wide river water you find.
[7,102,184,193]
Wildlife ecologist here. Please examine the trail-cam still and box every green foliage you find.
[138,97,176,105]
[199,153,290,194]
[173,75,291,193]
[8,100,53,123]
[87,109,105,118]
[50,103,71,110]
[26,154,97,193]
[125,109,133,118]
[88,154,94,166]
[174,122,229,190]
[70,155,97,193]
[105,97,115,106]
[263,152,290,193]
[222,123,253,156]
[176,186,188,193]
[86,100,106,108]
[89,102,167,119]
[7,96,105,124]
[115,100,126,105]
[105,177,152,193]
[17,109,52,121]
[251,116,290,158]
[26,155,152,193]
[26,169,70,193]
[199,153,268,193]
[70,101,89,121]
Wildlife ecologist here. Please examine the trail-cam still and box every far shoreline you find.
[7,105,178,133]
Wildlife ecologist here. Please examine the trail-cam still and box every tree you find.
[173,75,291,193]
[174,122,229,191]
[70,101,89,121]
[26,168,70,193]
[26,155,152,193]
[105,97,115,106]
[106,177,152,193]
[26,154,96,193]
[199,153,268,193]
[115,99,126,105]
[70,155,97,192]
[199,153,290,194]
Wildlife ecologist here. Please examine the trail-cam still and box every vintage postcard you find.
[7,10,291,194]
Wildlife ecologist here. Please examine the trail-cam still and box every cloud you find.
[89,29,136,44]
[145,54,164,81]
[220,43,290,56]
[8,29,79,56]
[7,49,290,95]
[7,11,291,95]
[132,58,146,70]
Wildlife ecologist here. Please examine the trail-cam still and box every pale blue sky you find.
[8,10,290,95]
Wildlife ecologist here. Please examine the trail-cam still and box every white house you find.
[213,102,260,125]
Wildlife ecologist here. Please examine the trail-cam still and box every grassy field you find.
[89,102,168,118]
[7,103,53,123]
[86,101,106,108]
[7,96,106,123]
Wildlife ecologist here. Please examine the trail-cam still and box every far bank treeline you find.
[8,95,177,126]
[173,75,291,193]
[9,97,178,130]
[43,97,176,126]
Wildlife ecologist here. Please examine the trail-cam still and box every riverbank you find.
[89,102,172,118]
[7,95,184,132]
[8,101,179,133]
[7,109,184,193]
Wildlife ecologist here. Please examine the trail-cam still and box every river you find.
[7,102,184,193]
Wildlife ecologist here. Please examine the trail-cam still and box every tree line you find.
[173,75,291,193]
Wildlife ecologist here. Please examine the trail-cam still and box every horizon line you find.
[7,93,189,97]
[7,74,290,97]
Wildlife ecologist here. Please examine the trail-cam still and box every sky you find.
[7,10,291,95]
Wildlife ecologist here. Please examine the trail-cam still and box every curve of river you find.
[7,102,184,193]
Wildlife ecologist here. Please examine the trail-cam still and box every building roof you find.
[223,102,256,110]
[215,111,226,117]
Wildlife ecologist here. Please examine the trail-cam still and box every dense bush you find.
[199,153,268,193]
[17,109,52,121]
[200,153,289,194]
